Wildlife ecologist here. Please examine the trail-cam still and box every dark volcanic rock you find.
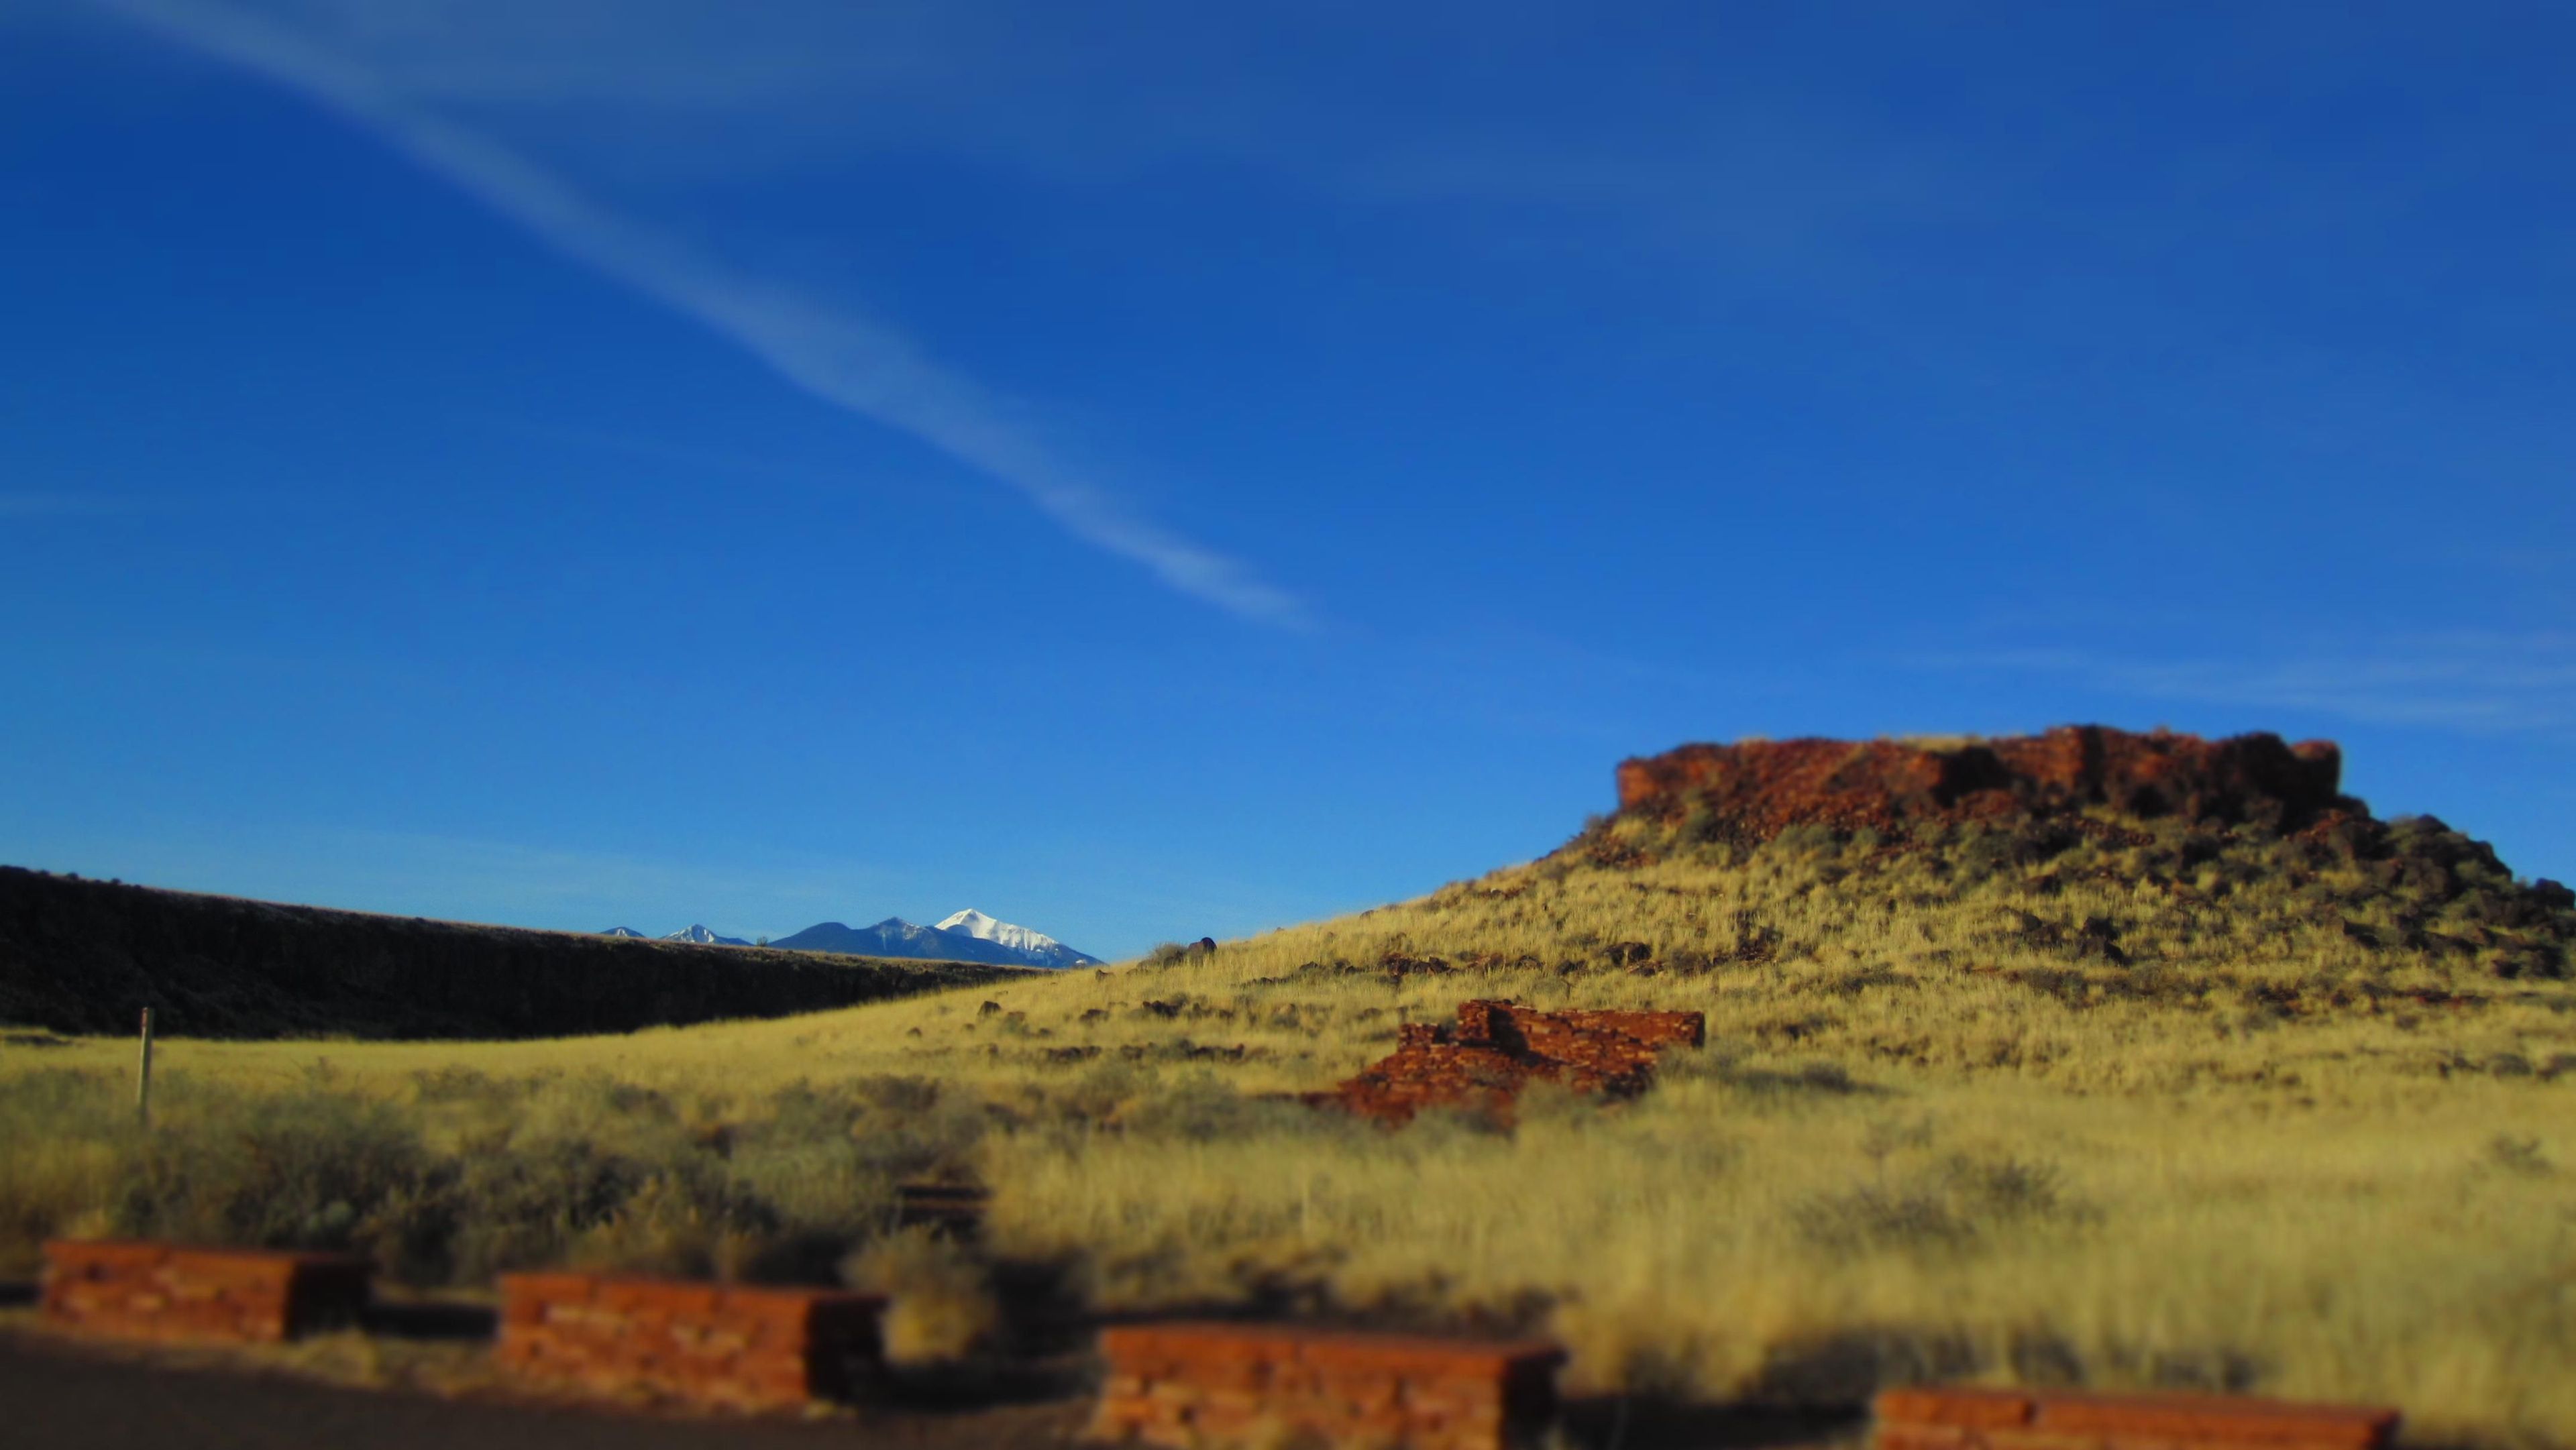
[1615,725,2354,842]
[0,867,1026,1040]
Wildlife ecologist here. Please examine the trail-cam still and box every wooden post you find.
[136,1006,154,1129]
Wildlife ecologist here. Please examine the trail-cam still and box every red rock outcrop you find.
[1615,726,2351,842]
[1313,1001,1705,1124]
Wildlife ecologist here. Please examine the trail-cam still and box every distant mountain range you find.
[598,909,1100,970]
[773,909,1102,970]
[595,924,751,946]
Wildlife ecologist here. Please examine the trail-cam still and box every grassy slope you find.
[5,809,2575,1443]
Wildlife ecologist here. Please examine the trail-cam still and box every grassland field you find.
[5,808,2575,1447]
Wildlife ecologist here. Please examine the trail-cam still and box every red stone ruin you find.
[1314,999,1707,1123]
[1093,1321,1566,1450]
[495,1271,886,1411]
[1874,1386,2401,1450]
[1617,725,2354,842]
[41,1239,372,1343]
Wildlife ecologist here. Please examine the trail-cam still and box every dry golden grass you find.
[5,810,2573,1445]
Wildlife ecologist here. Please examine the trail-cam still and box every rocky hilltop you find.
[1617,724,2355,840]
[1580,724,2573,984]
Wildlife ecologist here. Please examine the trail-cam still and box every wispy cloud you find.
[1914,633,2576,734]
[87,0,1309,627]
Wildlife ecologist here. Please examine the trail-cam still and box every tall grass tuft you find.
[0,1068,989,1289]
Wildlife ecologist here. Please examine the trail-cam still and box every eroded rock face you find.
[1615,725,2353,841]
[1313,1000,1705,1125]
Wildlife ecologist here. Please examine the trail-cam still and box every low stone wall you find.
[41,1239,370,1343]
[1874,1386,2401,1450]
[1093,1321,1565,1450]
[495,1272,885,1411]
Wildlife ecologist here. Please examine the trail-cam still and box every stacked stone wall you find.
[41,1239,370,1343]
[1874,1386,2400,1450]
[495,1272,884,1410]
[1093,1321,1564,1450]
[1318,1000,1705,1123]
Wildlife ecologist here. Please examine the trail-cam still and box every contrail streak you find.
[87,0,1311,627]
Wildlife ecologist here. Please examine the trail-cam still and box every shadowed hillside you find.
[0,867,1027,1039]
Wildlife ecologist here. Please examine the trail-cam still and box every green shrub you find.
[113,1082,429,1254]
[0,1070,133,1274]
[0,1068,1004,1290]
[1799,1152,2082,1258]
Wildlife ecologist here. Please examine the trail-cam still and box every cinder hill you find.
[1275,723,2575,1001]
[0,867,1026,1039]
[1120,724,2576,1094]
[1582,724,2573,985]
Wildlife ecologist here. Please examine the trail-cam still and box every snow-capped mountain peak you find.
[765,911,1099,968]
[928,909,1103,968]
[662,924,750,946]
[936,908,1059,953]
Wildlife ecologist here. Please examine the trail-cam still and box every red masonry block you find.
[594,1278,722,1317]
[1876,1387,2037,1428]
[1093,1321,1565,1450]
[1873,1388,2400,1450]
[496,1272,885,1412]
[41,1240,371,1344]
[2035,1394,2398,1447]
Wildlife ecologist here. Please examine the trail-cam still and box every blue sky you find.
[3,1,2571,958]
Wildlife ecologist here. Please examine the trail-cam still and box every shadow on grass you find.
[359,1298,497,1341]
[871,1357,1094,1414]
[1561,1396,1868,1450]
